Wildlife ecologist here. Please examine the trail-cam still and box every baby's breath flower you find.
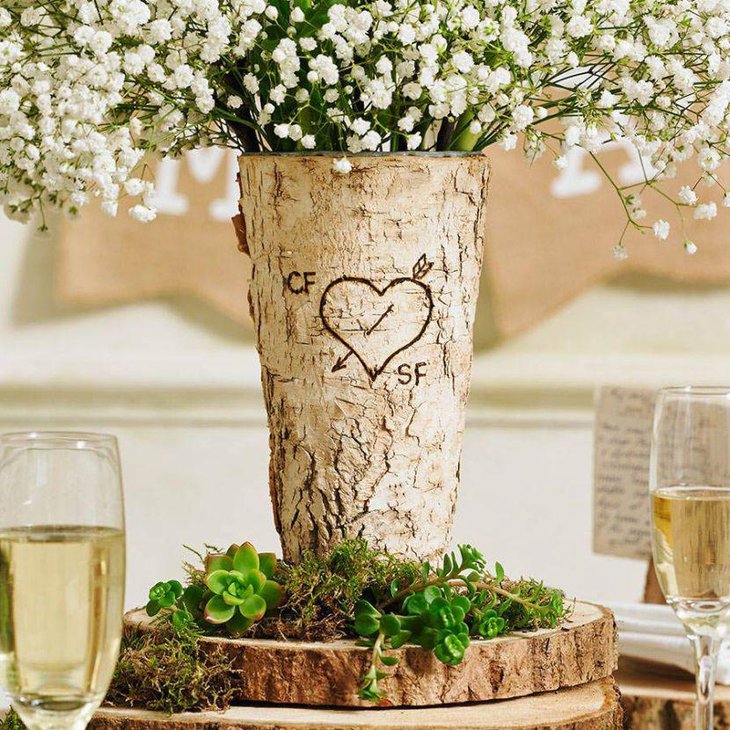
[694,202,718,220]
[407,133,422,150]
[2,0,730,253]
[129,204,156,222]
[243,74,259,94]
[653,220,670,240]
[678,186,698,206]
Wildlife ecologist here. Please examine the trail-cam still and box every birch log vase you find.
[237,153,490,563]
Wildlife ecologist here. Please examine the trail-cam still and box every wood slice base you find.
[124,601,616,708]
[93,677,622,730]
[618,659,730,728]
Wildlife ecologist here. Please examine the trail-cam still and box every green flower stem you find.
[371,631,384,667]
[471,582,548,614]
[449,113,479,152]
[378,575,456,610]
[380,576,549,615]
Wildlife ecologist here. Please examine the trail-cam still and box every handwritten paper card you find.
[593,386,656,559]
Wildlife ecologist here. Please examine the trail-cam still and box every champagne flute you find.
[650,387,730,730]
[0,432,125,730]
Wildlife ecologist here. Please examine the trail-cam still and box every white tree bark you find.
[237,153,489,563]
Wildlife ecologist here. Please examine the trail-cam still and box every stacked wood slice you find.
[618,561,730,728]
[92,678,621,730]
[619,659,730,730]
[92,601,622,730]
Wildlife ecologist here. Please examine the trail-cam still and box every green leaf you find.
[169,580,184,598]
[390,630,412,649]
[145,599,161,617]
[380,654,399,666]
[415,627,438,650]
[182,584,205,613]
[354,599,379,617]
[204,595,236,624]
[495,562,505,583]
[434,634,468,666]
[247,569,267,593]
[441,553,452,576]
[258,552,277,579]
[149,582,167,601]
[205,553,233,574]
[240,593,267,621]
[452,595,471,614]
[389,579,400,597]
[402,592,426,615]
[171,609,193,631]
[158,592,176,608]
[379,614,401,637]
[206,570,232,594]
[497,599,512,615]
[226,610,254,636]
[260,580,284,610]
[423,586,441,604]
[222,590,245,606]
[354,613,380,637]
[233,542,260,572]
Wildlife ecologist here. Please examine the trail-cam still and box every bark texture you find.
[125,601,615,708]
[94,677,622,730]
[237,153,490,563]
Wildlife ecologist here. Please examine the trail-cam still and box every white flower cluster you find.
[3,0,730,246]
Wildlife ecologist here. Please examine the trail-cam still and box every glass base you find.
[668,598,730,638]
[12,694,100,730]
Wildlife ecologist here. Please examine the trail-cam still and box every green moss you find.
[0,626,236,720]
[251,538,421,641]
[105,623,235,714]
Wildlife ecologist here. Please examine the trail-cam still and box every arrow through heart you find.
[319,257,434,381]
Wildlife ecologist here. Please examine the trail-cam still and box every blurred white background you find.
[3,211,730,609]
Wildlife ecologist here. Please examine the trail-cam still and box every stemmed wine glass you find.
[650,387,730,730]
[0,432,125,730]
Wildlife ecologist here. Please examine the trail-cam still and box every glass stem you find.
[690,633,721,730]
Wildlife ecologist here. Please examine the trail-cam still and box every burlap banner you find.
[484,142,730,339]
[58,148,252,326]
[58,144,730,339]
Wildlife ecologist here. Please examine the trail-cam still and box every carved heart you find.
[320,276,433,381]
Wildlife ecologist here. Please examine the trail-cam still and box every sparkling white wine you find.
[0,525,125,715]
[652,486,730,611]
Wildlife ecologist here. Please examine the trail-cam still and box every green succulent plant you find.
[146,580,184,617]
[353,545,566,701]
[144,542,284,637]
[202,543,284,635]
[474,609,507,639]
